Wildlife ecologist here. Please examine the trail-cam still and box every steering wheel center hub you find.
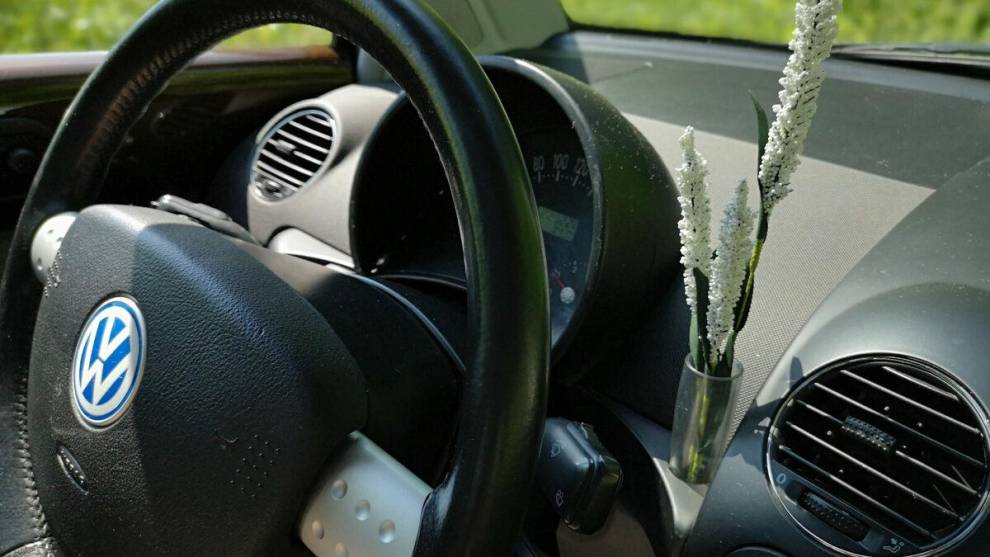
[27,206,367,555]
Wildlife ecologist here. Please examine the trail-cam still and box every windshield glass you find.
[0,1,332,54]
[561,0,990,46]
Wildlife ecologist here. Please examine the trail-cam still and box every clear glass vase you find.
[669,355,743,484]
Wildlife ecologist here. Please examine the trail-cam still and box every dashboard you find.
[185,36,990,557]
[232,56,680,367]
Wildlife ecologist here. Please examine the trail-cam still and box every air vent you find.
[768,356,989,556]
[251,107,336,201]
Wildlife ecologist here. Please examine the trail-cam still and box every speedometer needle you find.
[552,274,567,289]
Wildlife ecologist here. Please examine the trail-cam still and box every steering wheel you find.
[0,0,550,555]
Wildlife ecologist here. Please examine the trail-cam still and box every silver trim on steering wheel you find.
[299,433,429,557]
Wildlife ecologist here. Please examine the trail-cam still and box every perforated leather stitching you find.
[13,374,47,540]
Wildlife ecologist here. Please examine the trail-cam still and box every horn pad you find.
[27,206,367,556]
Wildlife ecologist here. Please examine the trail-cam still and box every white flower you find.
[758,0,842,212]
[674,126,713,310]
[707,180,756,357]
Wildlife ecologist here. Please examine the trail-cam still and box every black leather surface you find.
[0,0,549,555]
[27,206,368,556]
[238,242,463,485]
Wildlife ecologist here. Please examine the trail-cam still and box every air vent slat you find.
[814,382,984,468]
[795,399,843,426]
[881,365,959,401]
[275,129,331,154]
[305,114,334,128]
[288,120,333,141]
[793,399,977,499]
[786,422,962,521]
[260,150,322,177]
[294,151,327,167]
[933,484,957,515]
[839,370,982,437]
[951,466,973,489]
[895,450,979,497]
[252,107,336,201]
[256,161,305,188]
[770,357,989,555]
[778,445,938,541]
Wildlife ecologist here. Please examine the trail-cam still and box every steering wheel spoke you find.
[300,433,429,557]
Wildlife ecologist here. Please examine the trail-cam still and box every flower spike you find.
[758,0,842,213]
[706,180,756,360]
[674,126,713,311]
[673,0,839,373]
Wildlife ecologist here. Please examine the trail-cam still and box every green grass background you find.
[1,0,988,54]
[564,0,990,45]
[0,0,332,53]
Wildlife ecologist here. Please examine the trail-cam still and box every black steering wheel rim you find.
[0,0,549,555]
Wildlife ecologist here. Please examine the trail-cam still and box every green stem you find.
[692,269,711,371]
[686,387,714,480]
[733,210,768,333]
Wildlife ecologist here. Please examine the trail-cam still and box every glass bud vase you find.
[669,355,743,484]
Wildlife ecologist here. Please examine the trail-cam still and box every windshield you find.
[3,1,987,55]
[561,0,990,46]
[0,1,332,54]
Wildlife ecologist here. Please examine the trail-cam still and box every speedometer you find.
[352,58,678,371]
[519,128,595,346]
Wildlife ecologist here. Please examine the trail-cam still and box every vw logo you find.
[71,297,146,428]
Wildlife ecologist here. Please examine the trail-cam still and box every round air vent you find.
[767,356,990,557]
[251,107,336,201]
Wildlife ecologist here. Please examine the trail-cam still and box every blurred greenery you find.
[1,0,987,54]
[562,0,990,45]
[0,0,332,53]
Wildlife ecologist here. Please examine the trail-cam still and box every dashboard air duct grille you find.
[768,356,989,556]
[251,108,336,201]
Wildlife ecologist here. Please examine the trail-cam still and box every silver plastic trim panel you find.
[268,227,354,268]
[299,433,429,557]
[30,212,78,283]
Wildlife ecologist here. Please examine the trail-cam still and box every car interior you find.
[0,0,989,556]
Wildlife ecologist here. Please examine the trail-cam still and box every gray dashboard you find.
[242,83,398,254]
[525,33,990,557]
[518,32,990,434]
[220,32,990,557]
[686,153,990,557]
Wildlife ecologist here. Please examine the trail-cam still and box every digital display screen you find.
[538,206,579,242]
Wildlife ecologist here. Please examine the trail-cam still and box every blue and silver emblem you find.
[71,296,146,428]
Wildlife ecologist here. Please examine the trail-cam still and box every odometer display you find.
[538,206,579,242]
[520,128,595,346]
